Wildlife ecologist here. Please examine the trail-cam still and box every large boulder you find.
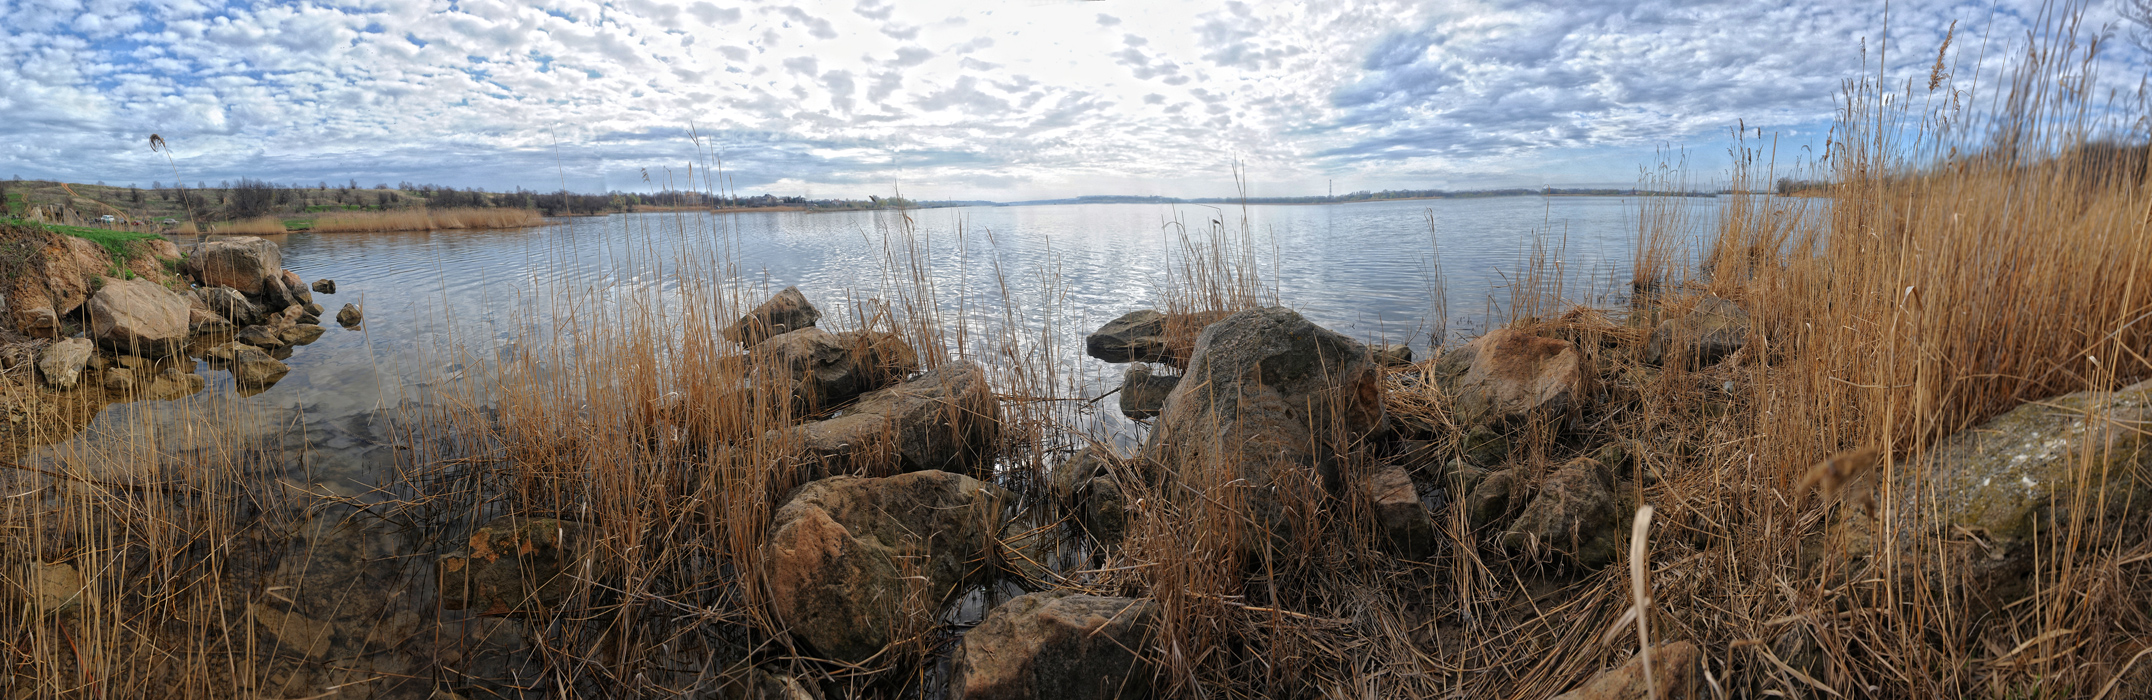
[5,234,117,338]
[1644,295,1749,368]
[192,285,264,327]
[1500,458,1626,570]
[183,237,282,295]
[37,338,94,389]
[1142,307,1385,544]
[750,327,919,413]
[1848,379,2152,612]
[86,278,190,356]
[725,286,820,348]
[1430,327,1594,429]
[1083,309,1220,366]
[768,470,1009,664]
[785,360,1000,479]
[952,591,1157,700]
[1551,641,1702,700]
[438,517,593,615]
[1116,364,1178,419]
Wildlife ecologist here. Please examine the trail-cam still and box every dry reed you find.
[312,207,544,233]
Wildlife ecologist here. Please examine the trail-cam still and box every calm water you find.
[45,195,1719,480]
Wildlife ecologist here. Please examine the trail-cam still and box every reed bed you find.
[312,207,545,233]
[211,216,289,235]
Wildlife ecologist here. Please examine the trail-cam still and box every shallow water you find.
[43,195,1719,482]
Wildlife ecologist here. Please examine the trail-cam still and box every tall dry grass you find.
[212,216,288,234]
[312,207,544,232]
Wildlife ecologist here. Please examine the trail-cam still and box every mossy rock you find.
[1913,379,2152,543]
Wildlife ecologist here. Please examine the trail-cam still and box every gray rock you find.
[1374,343,1414,366]
[1363,462,1438,559]
[750,327,918,413]
[1644,295,1749,368]
[1116,364,1179,419]
[1085,309,1167,363]
[278,324,325,346]
[725,286,820,348]
[191,285,264,326]
[226,343,291,388]
[86,278,190,357]
[1143,307,1385,550]
[102,366,135,392]
[1465,468,1521,530]
[1500,458,1626,569]
[37,338,94,389]
[767,470,1010,664]
[953,591,1157,700]
[786,360,1000,479]
[234,325,283,348]
[182,237,282,294]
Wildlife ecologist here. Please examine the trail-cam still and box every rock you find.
[750,327,919,413]
[1463,424,1510,466]
[725,286,820,347]
[1550,641,1701,700]
[1116,365,1178,419]
[1083,309,1220,366]
[183,237,282,294]
[203,341,244,363]
[187,307,233,332]
[1848,379,2152,613]
[786,360,1000,479]
[5,234,113,338]
[1465,468,1522,530]
[281,269,304,297]
[235,325,283,348]
[86,278,191,356]
[249,602,337,660]
[1143,307,1385,547]
[226,343,291,388]
[768,470,1010,664]
[1644,295,1749,368]
[1085,310,1168,363]
[438,517,593,615]
[1374,343,1414,366]
[102,367,135,392]
[0,342,38,371]
[1501,458,1626,569]
[336,303,362,328]
[1435,327,1594,429]
[37,338,94,389]
[1051,446,1135,546]
[191,286,264,326]
[142,366,206,400]
[1363,463,1437,559]
[278,324,326,346]
[312,279,335,294]
[302,302,324,318]
[953,591,1157,700]
[31,561,85,616]
[256,272,299,313]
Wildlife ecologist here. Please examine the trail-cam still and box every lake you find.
[39,195,1720,482]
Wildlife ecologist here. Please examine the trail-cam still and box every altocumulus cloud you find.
[0,0,2130,199]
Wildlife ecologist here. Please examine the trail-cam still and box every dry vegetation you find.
[4,11,2151,700]
[310,207,547,233]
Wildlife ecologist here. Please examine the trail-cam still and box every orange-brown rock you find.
[1433,326,1594,429]
[1551,641,1701,700]
[953,591,1156,700]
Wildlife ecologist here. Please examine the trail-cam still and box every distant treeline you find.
[1005,187,1715,207]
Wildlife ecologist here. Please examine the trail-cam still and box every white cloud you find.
[0,0,2127,200]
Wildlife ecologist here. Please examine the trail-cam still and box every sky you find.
[0,0,2141,201]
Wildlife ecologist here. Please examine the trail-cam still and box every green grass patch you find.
[282,218,316,231]
[3,193,24,218]
[0,216,169,265]
[302,204,366,213]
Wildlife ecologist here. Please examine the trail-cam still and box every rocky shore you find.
[0,221,355,451]
[424,285,2152,699]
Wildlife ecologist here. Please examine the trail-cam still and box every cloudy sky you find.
[0,0,2138,200]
